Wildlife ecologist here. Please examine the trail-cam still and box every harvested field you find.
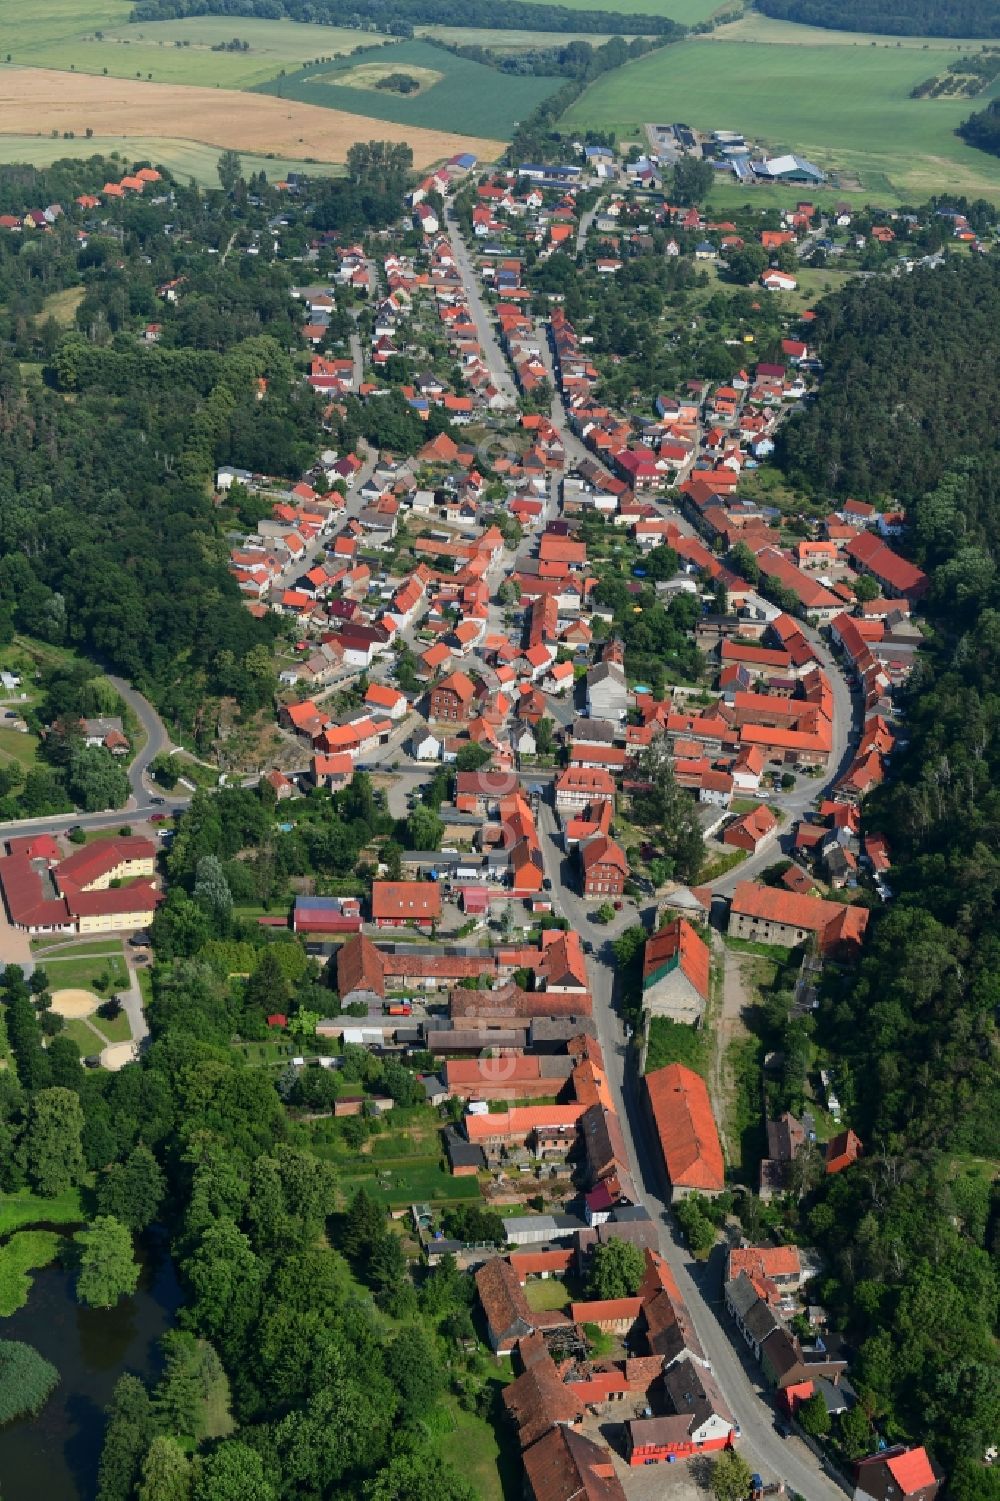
[0,67,504,169]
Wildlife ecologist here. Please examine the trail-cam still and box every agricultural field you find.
[0,70,504,173]
[0,0,132,54]
[253,41,562,139]
[4,4,379,86]
[710,11,996,48]
[563,35,1000,199]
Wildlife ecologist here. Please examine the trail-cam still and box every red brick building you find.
[580,836,629,899]
[429,669,477,723]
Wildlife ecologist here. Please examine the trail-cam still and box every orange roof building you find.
[645,1063,725,1199]
[729,881,868,958]
[641,919,710,1025]
[371,880,441,929]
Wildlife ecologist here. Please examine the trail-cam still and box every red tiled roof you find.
[645,1063,724,1192]
[58,835,155,890]
[643,918,710,1002]
[371,881,442,921]
[886,1448,938,1494]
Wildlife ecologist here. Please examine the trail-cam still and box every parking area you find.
[578,1412,713,1501]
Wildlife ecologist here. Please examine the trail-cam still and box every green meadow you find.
[253,41,563,140]
[3,4,379,86]
[563,36,1000,200]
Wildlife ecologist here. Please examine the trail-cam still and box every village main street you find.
[438,213,859,1497]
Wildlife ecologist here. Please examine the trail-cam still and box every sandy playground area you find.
[101,1041,139,1072]
[50,988,99,1019]
[0,67,503,169]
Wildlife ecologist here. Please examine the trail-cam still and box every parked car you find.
[150,812,171,824]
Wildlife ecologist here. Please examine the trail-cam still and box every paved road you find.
[535,799,845,1500]
[576,195,606,257]
[107,674,175,803]
[445,209,518,407]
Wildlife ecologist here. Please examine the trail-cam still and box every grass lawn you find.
[62,1017,106,1057]
[253,41,562,139]
[725,1034,766,1184]
[338,1157,482,1208]
[524,1276,571,1312]
[440,1390,518,1501]
[724,935,795,965]
[699,848,746,884]
[32,937,126,958]
[0,1185,85,1235]
[644,1016,710,1077]
[0,727,39,769]
[43,952,129,994]
[0,1230,63,1316]
[562,35,1000,201]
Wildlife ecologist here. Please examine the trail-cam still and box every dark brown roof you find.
[336,934,385,999]
[503,1345,586,1449]
[475,1257,532,1346]
[662,1355,733,1430]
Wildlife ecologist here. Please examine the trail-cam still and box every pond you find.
[0,1230,182,1501]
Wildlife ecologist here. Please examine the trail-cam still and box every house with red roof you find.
[845,531,928,603]
[825,1127,863,1175]
[642,919,710,1025]
[723,803,778,854]
[371,880,441,930]
[729,881,868,958]
[430,670,477,723]
[645,1063,725,1199]
[580,836,628,900]
[854,1446,942,1501]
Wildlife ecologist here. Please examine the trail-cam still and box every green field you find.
[0,134,343,188]
[253,40,563,139]
[710,12,999,49]
[0,0,131,53]
[3,4,381,86]
[53,21,385,89]
[563,35,1000,200]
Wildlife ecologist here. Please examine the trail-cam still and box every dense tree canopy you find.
[776,255,1000,500]
[755,0,1000,36]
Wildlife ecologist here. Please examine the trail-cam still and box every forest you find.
[773,272,1000,1499]
[959,98,1000,156]
[0,154,397,746]
[130,0,686,37]
[754,0,1000,38]
[774,252,1000,500]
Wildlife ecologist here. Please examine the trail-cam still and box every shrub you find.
[0,1340,59,1423]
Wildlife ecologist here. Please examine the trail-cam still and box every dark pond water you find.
[0,1230,182,1501]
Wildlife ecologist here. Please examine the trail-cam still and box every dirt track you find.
[0,67,503,169]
